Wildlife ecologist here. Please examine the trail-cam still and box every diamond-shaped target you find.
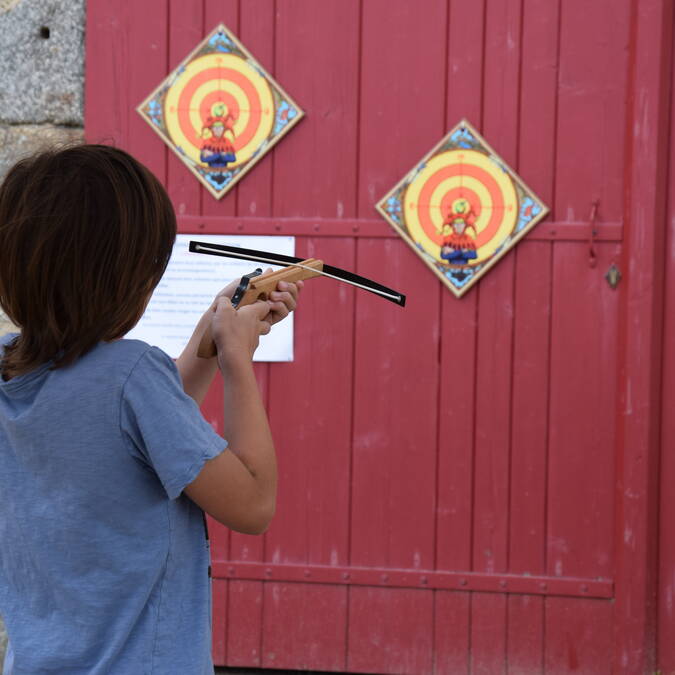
[137,23,304,200]
[376,119,549,298]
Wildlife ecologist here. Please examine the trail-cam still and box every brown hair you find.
[0,144,176,378]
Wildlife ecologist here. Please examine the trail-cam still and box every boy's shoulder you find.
[90,339,169,370]
[77,339,175,385]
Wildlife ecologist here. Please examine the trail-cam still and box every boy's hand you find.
[211,297,272,367]
[265,278,304,326]
[210,269,304,326]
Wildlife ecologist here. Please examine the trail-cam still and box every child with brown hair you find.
[0,144,300,674]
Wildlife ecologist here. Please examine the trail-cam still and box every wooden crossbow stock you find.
[189,240,406,358]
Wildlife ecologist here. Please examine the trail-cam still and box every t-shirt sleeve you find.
[120,346,227,499]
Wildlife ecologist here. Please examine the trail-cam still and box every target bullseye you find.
[138,24,304,199]
[167,55,272,168]
[404,149,517,264]
[376,120,548,297]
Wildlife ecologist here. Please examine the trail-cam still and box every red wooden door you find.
[85,1,672,672]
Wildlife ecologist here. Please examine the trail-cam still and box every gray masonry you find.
[0,0,85,668]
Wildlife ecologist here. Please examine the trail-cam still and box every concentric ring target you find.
[164,53,274,169]
[404,149,518,264]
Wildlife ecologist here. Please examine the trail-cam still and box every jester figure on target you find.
[439,198,478,265]
[199,104,237,168]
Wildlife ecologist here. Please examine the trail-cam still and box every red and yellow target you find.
[377,120,548,297]
[138,24,304,200]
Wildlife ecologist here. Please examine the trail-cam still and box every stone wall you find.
[0,0,86,668]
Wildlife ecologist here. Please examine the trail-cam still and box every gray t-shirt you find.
[0,337,227,674]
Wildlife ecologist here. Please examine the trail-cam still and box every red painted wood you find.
[201,0,238,221]
[223,362,267,667]
[519,0,560,221]
[256,0,361,668]
[615,1,673,672]
[211,579,228,664]
[212,561,613,598]
[261,583,347,671]
[507,595,544,674]
[236,0,275,219]
[352,0,445,564]
[508,0,559,586]
[434,591,470,675]
[83,1,670,671]
[349,249,439,566]
[510,241,551,576]
[223,2,276,666]
[554,0,630,224]
[225,580,263,667]
[348,588,434,675]
[178,214,623,241]
[470,593,507,675]
[544,598,613,674]
[348,2,445,672]
[436,0,485,576]
[85,0,169,180]
[357,1,447,217]
[547,242,620,579]
[167,0,203,216]
[472,0,522,576]
[658,27,675,673]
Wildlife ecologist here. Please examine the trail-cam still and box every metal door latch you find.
[605,263,621,289]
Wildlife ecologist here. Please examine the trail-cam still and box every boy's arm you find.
[184,299,277,534]
[175,278,302,405]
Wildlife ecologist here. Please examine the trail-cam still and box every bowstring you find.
[193,244,403,303]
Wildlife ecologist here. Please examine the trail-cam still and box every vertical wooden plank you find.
[201,0,239,218]
[357,2,447,217]
[264,238,355,565]
[658,28,675,673]
[615,0,673,671]
[508,0,559,581]
[211,578,228,664]
[436,0,485,576]
[544,598,613,674]
[350,2,445,671]
[507,595,544,674]
[236,0,275,218]
[350,243,440,570]
[348,241,439,675]
[546,242,621,581]
[509,240,550,576]
[349,588,434,675]
[270,0,360,218]
[222,2,275,667]
[260,1,360,670]
[471,593,507,675]
[162,4,234,662]
[435,4,486,670]
[85,0,125,145]
[261,235,355,673]
[167,0,203,216]
[472,0,522,577]
[505,0,555,629]
[261,584,347,671]
[434,591,470,675]
[554,0,629,223]
[164,4,228,565]
[85,0,169,180]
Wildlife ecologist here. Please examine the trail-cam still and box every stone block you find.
[0,0,85,125]
[0,123,83,180]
